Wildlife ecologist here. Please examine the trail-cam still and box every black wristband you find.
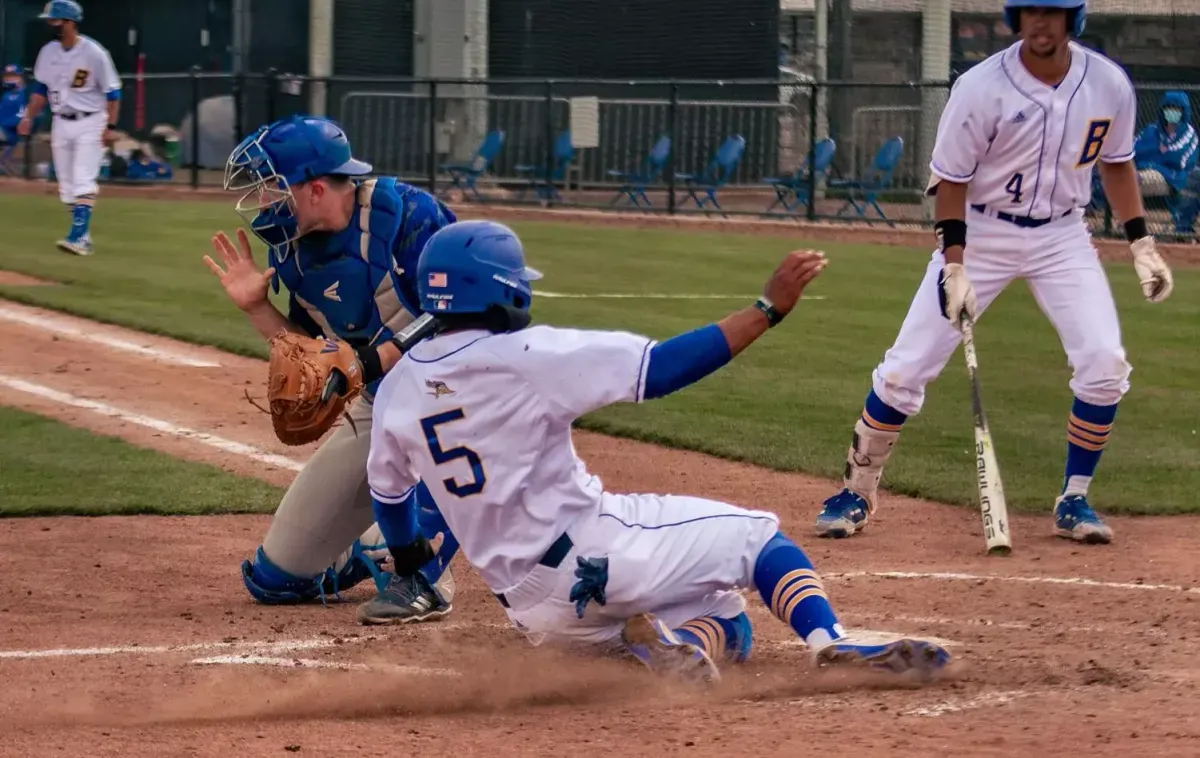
[934,218,967,250]
[1123,216,1149,242]
[390,535,436,576]
[754,297,784,327]
[354,344,384,385]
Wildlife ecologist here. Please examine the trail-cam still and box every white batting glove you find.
[937,262,978,331]
[1129,236,1173,303]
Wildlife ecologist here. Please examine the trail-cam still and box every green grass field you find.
[0,406,283,516]
[1,192,1198,515]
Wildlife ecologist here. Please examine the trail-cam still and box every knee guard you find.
[841,417,901,511]
[241,540,389,605]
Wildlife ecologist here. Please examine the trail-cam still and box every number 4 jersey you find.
[927,40,1135,220]
[366,325,654,592]
[33,35,121,115]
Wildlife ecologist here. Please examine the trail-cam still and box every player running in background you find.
[365,219,952,683]
[814,0,1173,545]
[18,0,121,256]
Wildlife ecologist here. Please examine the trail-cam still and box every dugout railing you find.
[9,69,1197,238]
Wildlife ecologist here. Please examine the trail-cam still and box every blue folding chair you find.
[763,138,836,213]
[830,136,904,224]
[675,134,746,213]
[439,130,505,200]
[515,130,575,202]
[607,135,671,208]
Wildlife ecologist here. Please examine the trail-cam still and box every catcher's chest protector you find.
[272,178,419,354]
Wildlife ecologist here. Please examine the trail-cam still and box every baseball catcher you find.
[205,115,457,624]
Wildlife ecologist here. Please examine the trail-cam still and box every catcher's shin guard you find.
[241,540,387,605]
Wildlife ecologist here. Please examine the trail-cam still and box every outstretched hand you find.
[204,228,277,313]
[764,249,828,315]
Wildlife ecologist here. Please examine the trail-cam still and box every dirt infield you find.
[2,299,1199,757]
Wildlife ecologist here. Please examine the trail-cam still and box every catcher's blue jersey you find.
[272,178,456,377]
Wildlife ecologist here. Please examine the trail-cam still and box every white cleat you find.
[56,238,94,256]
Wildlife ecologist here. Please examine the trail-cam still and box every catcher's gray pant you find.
[262,397,382,577]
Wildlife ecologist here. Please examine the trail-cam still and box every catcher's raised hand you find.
[204,228,277,313]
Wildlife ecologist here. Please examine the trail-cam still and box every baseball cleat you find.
[815,488,870,538]
[815,636,951,677]
[621,613,721,684]
[356,568,454,625]
[56,238,93,256]
[1054,494,1113,544]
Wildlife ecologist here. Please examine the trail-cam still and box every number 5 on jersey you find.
[422,409,486,497]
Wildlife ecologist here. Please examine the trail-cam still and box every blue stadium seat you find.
[830,136,904,224]
[515,130,575,203]
[763,137,836,214]
[607,135,671,208]
[675,134,746,214]
[440,130,505,201]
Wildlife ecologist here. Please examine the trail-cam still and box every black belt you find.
[57,112,97,121]
[970,204,1072,229]
[494,531,573,609]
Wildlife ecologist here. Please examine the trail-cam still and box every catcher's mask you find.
[417,220,542,320]
[223,115,372,260]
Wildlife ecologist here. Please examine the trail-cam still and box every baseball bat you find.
[960,315,1012,556]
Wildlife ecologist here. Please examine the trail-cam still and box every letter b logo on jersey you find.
[71,68,89,89]
[1077,119,1112,167]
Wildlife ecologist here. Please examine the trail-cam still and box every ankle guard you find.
[241,541,389,605]
[842,417,901,511]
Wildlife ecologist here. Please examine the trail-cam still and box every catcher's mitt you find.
[264,331,364,446]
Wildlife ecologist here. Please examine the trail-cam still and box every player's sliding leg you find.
[357,481,460,625]
[753,531,949,673]
[620,612,752,685]
[1025,234,1129,544]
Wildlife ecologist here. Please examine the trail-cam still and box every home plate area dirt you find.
[1,302,1199,757]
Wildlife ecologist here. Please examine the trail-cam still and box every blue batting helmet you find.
[417,221,543,316]
[1005,0,1086,37]
[3,64,21,75]
[39,0,83,23]
[223,114,372,255]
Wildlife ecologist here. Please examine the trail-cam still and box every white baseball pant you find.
[873,208,1131,416]
[497,491,780,648]
[50,111,105,204]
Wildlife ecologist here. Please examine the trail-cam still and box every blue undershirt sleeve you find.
[643,323,732,400]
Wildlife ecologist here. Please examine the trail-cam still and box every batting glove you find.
[937,262,978,331]
[1130,236,1173,303]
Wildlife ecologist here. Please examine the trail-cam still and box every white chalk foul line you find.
[0,375,303,472]
[536,290,825,301]
[828,570,1200,596]
[0,636,371,661]
[0,305,220,368]
[191,655,459,677]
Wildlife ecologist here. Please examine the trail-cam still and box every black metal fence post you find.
[543,79,555,206]
[265,68,278,124]
[806,82,818,222]
[666,81,679,215]
[427,79,438,192]
[232,70,245,147]
[190,66,201,189]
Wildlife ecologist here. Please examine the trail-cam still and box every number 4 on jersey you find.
[1005,172,1024,205]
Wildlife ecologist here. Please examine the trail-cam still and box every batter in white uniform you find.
[815,0,1174,545]
[19,1,121,257]
[364,219,952,684]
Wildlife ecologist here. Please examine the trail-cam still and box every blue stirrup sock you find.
[673,613,754,663]
[753,532,846,649]
[1063,398,1118,496]
[70,196,94,241]
[860,388,907,432]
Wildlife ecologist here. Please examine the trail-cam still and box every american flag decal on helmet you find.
[428,272,448,288]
